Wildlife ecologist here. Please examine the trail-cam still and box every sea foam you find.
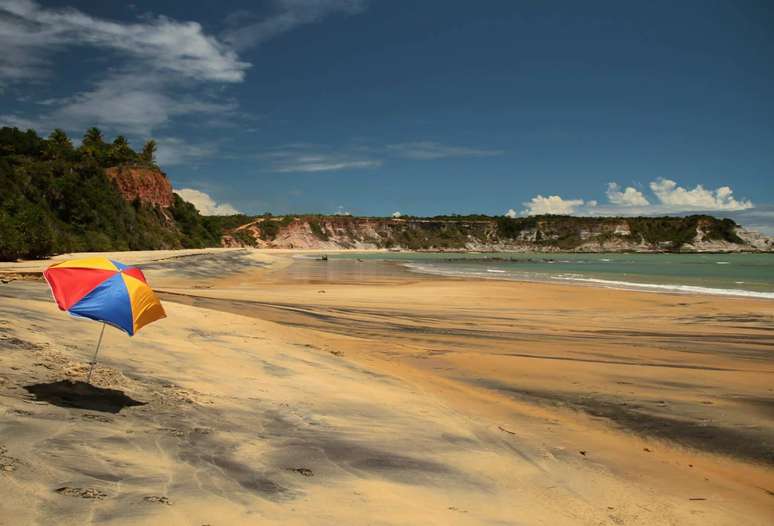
[402,263,774,299]
[550,276,774,299]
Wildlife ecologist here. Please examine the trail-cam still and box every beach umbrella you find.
[43,257,166,383]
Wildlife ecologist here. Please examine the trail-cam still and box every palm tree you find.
[83,127,103,147]
[141,139,157,164]
[48,129,72,147]
[81,127,106,161]
[110,135,134,165]
[44,129,74,160]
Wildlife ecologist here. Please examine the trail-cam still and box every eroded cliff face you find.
[105,166,174,208]
[222,215,773,252]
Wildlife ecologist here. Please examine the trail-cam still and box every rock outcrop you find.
[105,166,174,208]
[717,228,774,252]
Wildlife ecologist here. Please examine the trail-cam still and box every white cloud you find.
[606,182,649,206]
[725,206,774,235]
[0,0,248,84]
[392,211,402,218]
[649,178,752,211]
[155,137,218,166]
[2,74,239,136]
[254,140,501,173]
[222,0,366,50]
[0,0,250,136]
[257,145,381,173]
[275,158,381,173]
[176,188,240,215]
[387,141,503,160]
[522,195,585,216]
[516,179,755,218]
[71,76,237,135]
[504,208,517,218]
[0,112,40,131]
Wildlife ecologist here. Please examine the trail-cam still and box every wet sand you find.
[1,249,773,525]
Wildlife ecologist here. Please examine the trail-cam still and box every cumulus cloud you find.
[522,195,586,216]
[392,211,402,218]
[606,182,649,206]
[504,208,517,218]
[175,188,240,215]
[387,141,503,160]
[222,0,367,50]
[515,178,754,218]
[649,178,752,211]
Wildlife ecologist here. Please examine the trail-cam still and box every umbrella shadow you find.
[23,380,146,414]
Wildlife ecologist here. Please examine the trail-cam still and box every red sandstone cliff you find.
[105,166,174,208]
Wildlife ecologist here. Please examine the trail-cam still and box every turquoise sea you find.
[326,252,774,299]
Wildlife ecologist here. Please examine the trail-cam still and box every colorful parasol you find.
[43,257,166,382]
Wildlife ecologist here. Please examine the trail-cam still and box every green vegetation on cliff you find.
[0,127,236,261]
[495,215,743,250]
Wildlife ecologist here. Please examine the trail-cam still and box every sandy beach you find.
[1,248,772,525]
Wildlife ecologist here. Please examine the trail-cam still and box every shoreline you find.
[400,263,774,300]
[2,247,773,301]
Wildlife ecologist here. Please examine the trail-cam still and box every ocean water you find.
[326,252,774,299]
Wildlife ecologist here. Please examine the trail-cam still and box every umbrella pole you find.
[86,323,106,384]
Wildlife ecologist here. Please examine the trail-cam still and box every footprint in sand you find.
[0,445,20,472]
[82,413,113,423]
[143,495,171,505]
[55,487,108,499]
[159,427,185,437]
[287,467,314,477]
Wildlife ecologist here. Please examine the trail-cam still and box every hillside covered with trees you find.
[0,127,248,261]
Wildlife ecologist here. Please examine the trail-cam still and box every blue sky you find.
[1,0,773,231]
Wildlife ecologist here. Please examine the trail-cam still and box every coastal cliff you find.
[0,126,226,260]
[3,126,771,260]
[223,215,773,252]
[105,166,174,208]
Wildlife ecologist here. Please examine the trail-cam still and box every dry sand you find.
[0,248,772,525]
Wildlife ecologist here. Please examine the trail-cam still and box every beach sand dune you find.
[1,249,773,525]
